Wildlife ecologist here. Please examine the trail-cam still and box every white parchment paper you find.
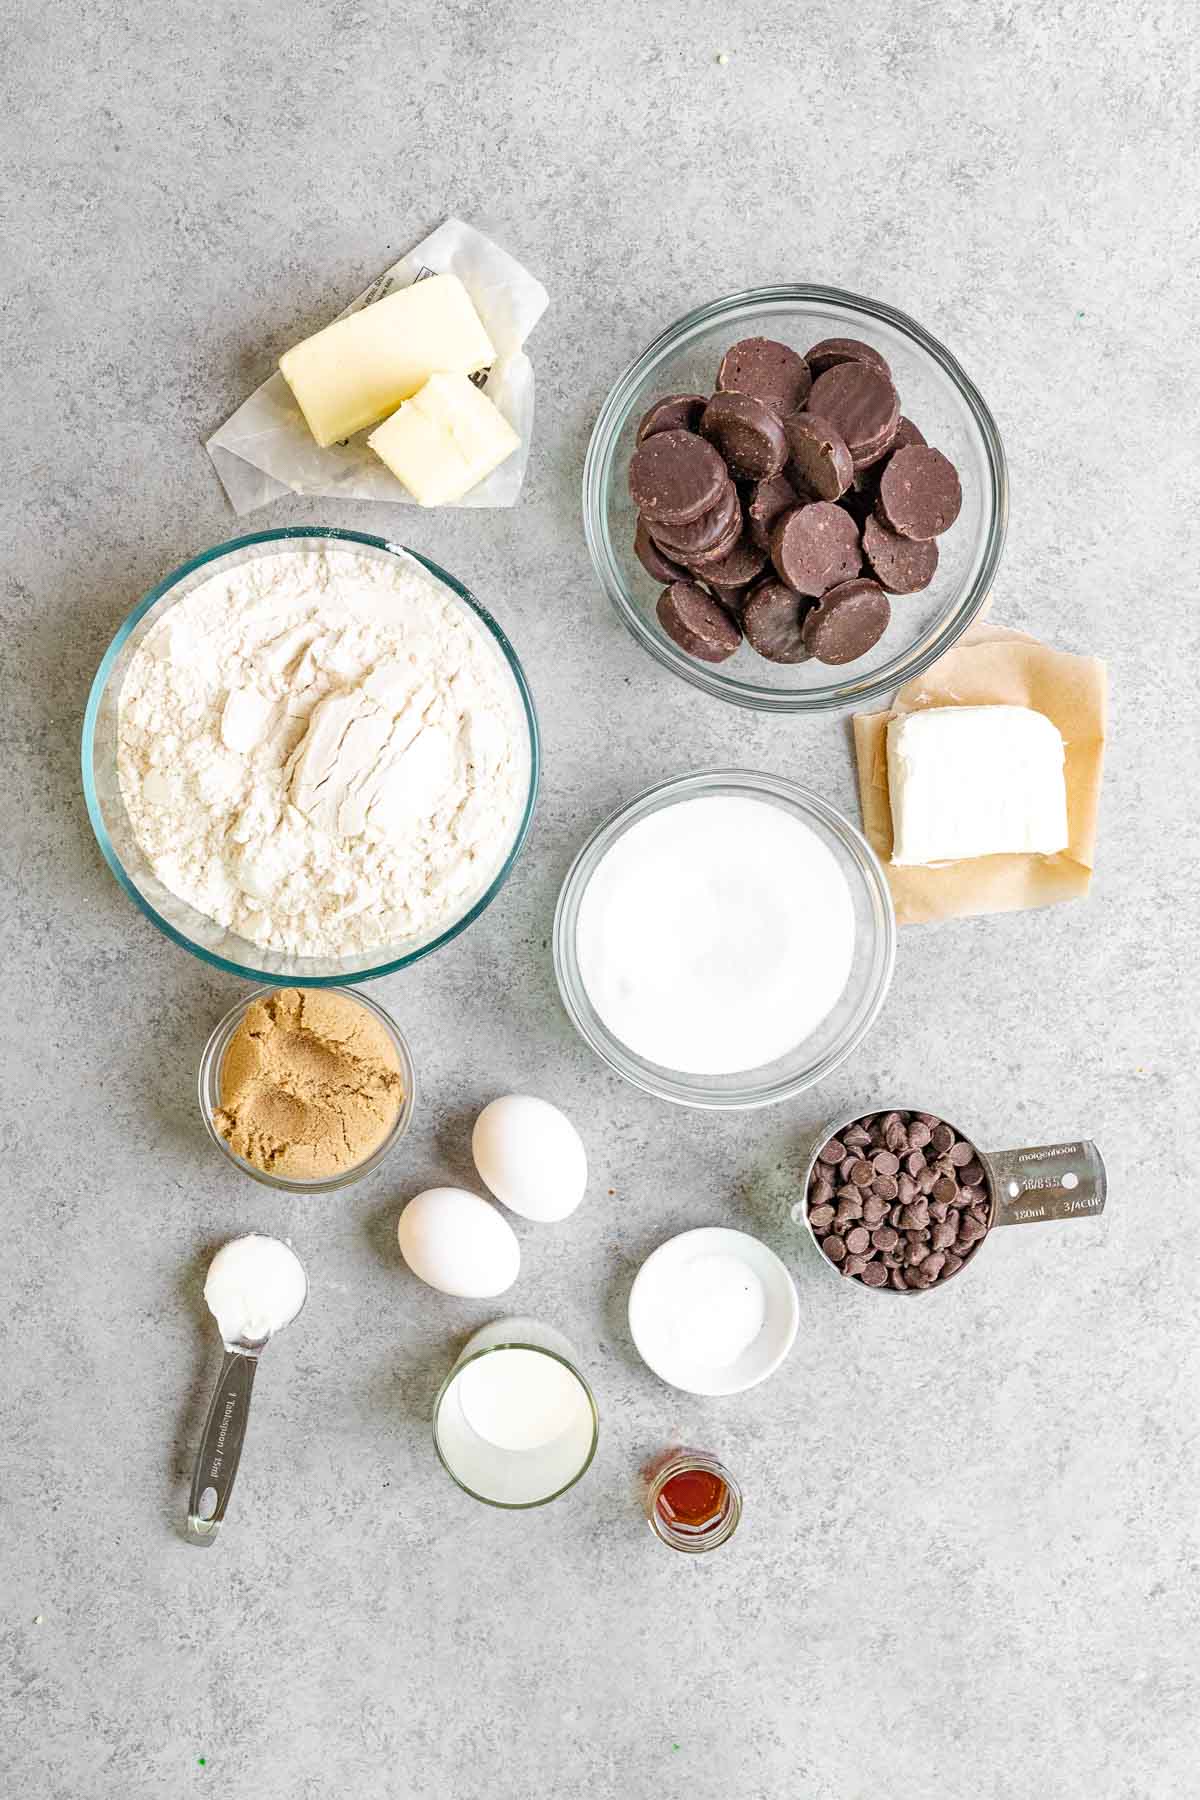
[205,219,549,514]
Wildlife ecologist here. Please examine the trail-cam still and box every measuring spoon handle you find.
[984,1139,1106,1229]
[186,1349,259,1545]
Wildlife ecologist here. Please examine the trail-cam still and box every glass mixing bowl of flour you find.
[553,771,896,1108]
[82,529,539,983]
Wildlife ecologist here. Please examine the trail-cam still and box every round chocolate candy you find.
[746,473,800,549]
[688,531,767,590]
[635,517,689,585]
[677,499,744,569]
[891,416,926,452]
[628,428,730,525]
[877,445,962,540]
[636,393,708,443]
[770,502,862,598]
[648,478,738,555]
[656,581,742,663]
[700,391,788,481]
[804,337,893,382]
[742,579,813,664]
[716,337,812,415]
[784,412,853,502]
[807,362,899,465]
[802,578,891,665]
[862,513,939,594]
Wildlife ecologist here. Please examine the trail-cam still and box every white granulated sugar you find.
[117,546,527,958]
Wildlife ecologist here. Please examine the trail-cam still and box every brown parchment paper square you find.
[852,624,1107,925]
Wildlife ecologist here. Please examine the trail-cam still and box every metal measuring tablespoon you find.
[186,1234,308,1544]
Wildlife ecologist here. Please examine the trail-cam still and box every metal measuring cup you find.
[796,1103,1106,1295]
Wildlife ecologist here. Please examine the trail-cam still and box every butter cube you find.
[367,372,520,506]
[887,705,1069,866]
[279,274,495,447]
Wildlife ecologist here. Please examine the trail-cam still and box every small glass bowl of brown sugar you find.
[199,986,416,1192]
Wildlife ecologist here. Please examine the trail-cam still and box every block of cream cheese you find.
[367,372,520,506]
[278,275,495,447]
[887,704,1069,866]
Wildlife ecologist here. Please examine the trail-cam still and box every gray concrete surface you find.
[3,3,1198,1795]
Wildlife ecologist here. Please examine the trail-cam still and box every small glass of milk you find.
[433,1319,599,1507]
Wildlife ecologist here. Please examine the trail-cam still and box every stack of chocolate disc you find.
[628,335,961,669]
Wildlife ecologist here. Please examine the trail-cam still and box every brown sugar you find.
[214,988,404,1181]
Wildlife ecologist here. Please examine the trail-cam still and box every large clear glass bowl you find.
[583,284,1007,713]
[552,770,896,1109]
[82,528,539,984]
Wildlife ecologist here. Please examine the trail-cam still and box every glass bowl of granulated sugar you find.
[553,769,895,1109]
[83,528,539,983]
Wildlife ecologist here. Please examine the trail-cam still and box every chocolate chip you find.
[656,581,741,663]
[943,1253,964,1276]
[872,1150,900,1177]
[922,1251,947,1281]
[861,1261,889,1288]
[843,1254,868,1277]
[897,1174,918,1205]
[932,1175,959,1206]
[932,1219,957,1251]
[818,1138,845,1164]
[822,1234,847,1262]
[960,1161,985,1187]
[871,1226,899,1252]
[872,1175,899,1202]
[629,428,729,524]
[889,1267,907,1291]
[849,1160,875,1186]
[948,1141,975,1168]
[717,337,812,416]
[862,1197,888,1226]
[809,1204,835,1232]
[899,1203,930,1231]
[916,1168,938,1196]
[845,1227,871,1255]
[907,1121,932,1149]
[842,1124,872,1148]
[884,1120,908,1154]
[839,1157,858,1183]
[930,1123,955,1155]
[637,393,709,442]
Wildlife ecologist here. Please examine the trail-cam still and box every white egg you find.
[471,1095,588,1223]
[397,1187,520,1298]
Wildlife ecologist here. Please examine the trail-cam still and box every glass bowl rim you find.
[552,768,897,1109]
[197,984,417,1192]
[582,282,1008,714]
[81,526,541,985]
[432,1339,600,1510]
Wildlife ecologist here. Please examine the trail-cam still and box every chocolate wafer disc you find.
[716,336,812,415]
[629,429,729,524]
[656,580,742,662]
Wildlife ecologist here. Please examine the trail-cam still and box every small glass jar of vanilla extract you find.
[644,1449,742,1554]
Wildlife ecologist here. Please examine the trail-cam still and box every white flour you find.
[117,545,528,958]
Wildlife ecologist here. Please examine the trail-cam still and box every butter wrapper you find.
[206,218,549,514]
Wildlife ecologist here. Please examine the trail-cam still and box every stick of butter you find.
[367,372,521,506]
[887,704,1069,866]
[279,274,496,447]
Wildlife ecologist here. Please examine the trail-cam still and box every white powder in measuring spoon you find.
[575,795,855,1075]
